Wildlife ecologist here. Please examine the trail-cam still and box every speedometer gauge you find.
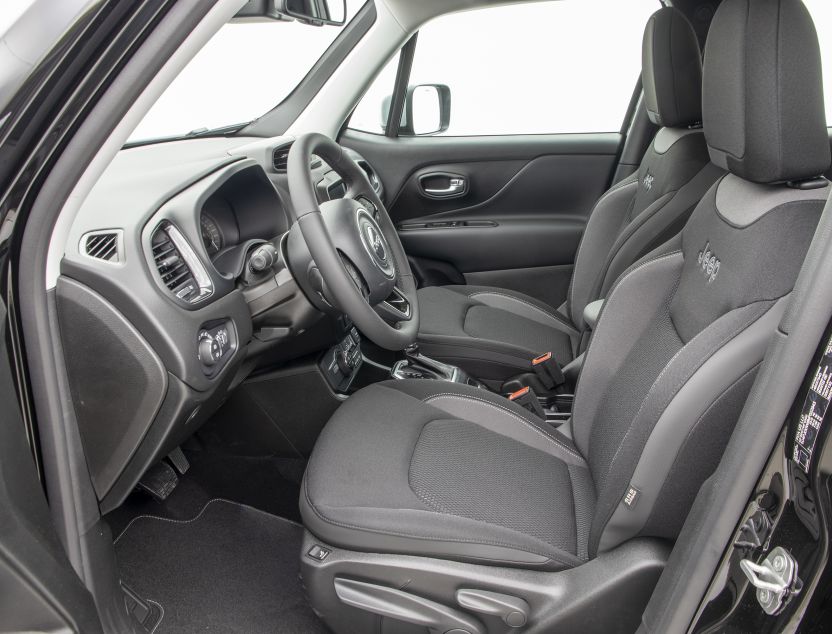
[200,215,223,256]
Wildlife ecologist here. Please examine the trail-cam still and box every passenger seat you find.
[415,7,723,383]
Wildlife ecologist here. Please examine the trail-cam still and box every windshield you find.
[128,0,365,143]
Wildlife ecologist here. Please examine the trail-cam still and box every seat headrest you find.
[642,7,702,128]
[703,0,831,184]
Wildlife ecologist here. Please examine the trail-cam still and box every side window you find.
[349,53,400,134]
[350,0,658,137]
[804,0,832,125]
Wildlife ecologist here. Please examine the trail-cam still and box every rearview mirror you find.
[276,0,346,26]
[234,0,346,26]
[381,84,452,136]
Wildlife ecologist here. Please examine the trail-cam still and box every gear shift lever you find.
[392,344,485,387]
[402,344,457,380]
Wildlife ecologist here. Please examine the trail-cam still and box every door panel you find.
[0,301,102,633]
[341,130,620,306]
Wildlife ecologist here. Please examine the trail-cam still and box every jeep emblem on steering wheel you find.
[357,210,395,279]
[366,224,386,263]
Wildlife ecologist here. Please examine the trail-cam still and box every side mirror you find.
[276,0,346,26]
[235,0,346,26]
[402,84,451,136]
[380,85,452,136]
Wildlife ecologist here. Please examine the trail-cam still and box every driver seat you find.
[300,1,830,632]
[415,7,722,383]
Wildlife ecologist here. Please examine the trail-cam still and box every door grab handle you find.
[419,172,468,199]
[424,178,465,195]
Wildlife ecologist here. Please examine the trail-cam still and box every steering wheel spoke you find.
[340,252,371,301]
[374,287,412,324]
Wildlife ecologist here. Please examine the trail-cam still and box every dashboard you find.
[59,135,382,513]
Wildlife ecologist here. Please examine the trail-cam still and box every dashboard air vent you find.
[273,147,290,172]
[82,231,121,262]
[151,222,213,304]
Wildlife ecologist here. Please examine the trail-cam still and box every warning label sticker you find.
[793,335,832,473]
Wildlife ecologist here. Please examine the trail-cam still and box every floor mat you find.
[115,499,327,633]
[105,449,305,538]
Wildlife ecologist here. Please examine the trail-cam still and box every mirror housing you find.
[381,84,451,136]
[234,0,346,26]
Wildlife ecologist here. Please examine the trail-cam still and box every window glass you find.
[128,0,366,142]
[404,0,659,136]
[0,0,35,37]
[804,0,832,125]
[348,52,401,134]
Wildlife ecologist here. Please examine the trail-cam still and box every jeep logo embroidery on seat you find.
[642,171,654,191]
[697,241,720,283]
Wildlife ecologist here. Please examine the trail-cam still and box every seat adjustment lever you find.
[334,577,485,634]
[456,588,530,628]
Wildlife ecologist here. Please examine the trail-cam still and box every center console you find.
[320,325,572,430]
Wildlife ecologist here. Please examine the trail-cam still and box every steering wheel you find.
[285,133,419,350]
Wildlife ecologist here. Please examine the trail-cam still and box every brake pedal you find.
[138,461,178,502]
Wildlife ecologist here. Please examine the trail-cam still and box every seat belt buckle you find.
[531,352,565,390]
[507,386,546,419]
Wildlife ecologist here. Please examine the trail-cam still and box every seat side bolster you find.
[568,176,639,328]
[571,249,685,457]
[594,296,787,554]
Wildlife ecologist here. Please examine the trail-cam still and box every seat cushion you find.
[415,285,578,381]
[301,380,594,571]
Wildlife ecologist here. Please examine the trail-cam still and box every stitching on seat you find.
[302,478,582,566]
[466,291,578,332]
[422,393,583,460]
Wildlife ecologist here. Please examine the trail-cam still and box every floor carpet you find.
[114,499,328,633]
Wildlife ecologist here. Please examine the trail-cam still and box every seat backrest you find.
[571,0,831,558]
[567,7,722,332]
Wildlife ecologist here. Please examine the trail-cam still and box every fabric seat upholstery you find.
[302,380,592,570]
[416,7,722,380]
[302,0,831,576]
